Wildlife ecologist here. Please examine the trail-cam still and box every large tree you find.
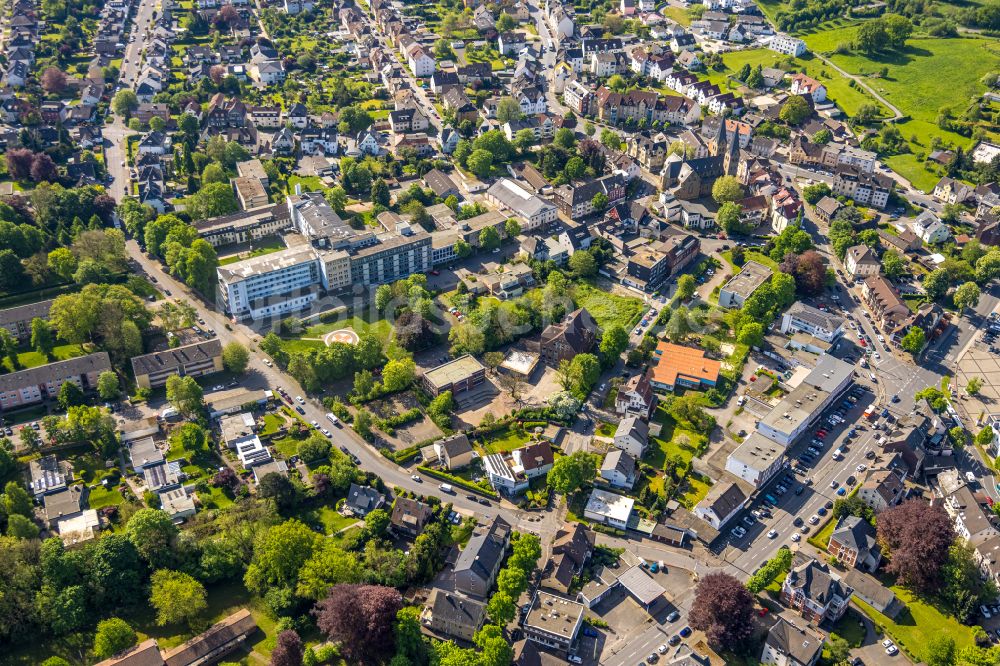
[149,569,207,626]
[546,451,597,495]
[125,509,178,569]
[314,584,403,664]
[222,341,250,374]
[271,630,304,666]
[688,572,755,650]
[93,618,137,659]
[165,375,204,417]
[712,176,744,204]
[779,94,810,125]
[877,499,955,592]
[954,281,981,312]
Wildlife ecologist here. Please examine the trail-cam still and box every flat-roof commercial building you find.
[757,355,854,447]
[584,488,635,530]
[131,339,223,389]
[0,299,53,342]
[218,246,325,321]
[421,354,487,396]
[233,176,270,210]
[725,433,786,488]
[522,592,585,652]
[485,178,558,230]
[650,342,721,392]
[0,352,111,411]
[718,261,772,309]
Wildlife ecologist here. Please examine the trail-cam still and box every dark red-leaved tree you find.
[270,629,303,666]
[209,65,226,86]
[30,153,58,184]
[41,67,67,94]
[313,584,402,664]
[877,498,955,592]
[5,148,34,181]
[215,4,239,26]
[688,572,755,650]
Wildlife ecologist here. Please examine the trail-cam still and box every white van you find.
[161,406,180,421]
[831,448,843,460]
[326,412,340,427]
[439,483,454,494]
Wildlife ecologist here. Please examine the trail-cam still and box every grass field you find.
[302,314,393,343]
[218,236,286,266]
[854,582,976,663]
[720,249,779,272]
[2,343,85,372]
[572,282,646,331]
[801,31,1000,190]
[677,473,712,509]
[705,49,886,118]
[477,426,532,454]
[807,515,837,549]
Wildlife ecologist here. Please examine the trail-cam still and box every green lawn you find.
[217,236,286,266]
[595,421,616,438]
[720,249,779,272]
[278,338,326,355]
[831,609,867,648]
[704,50,886,118]
[2,343,85,372]
[644,405,707,470]
[199,485,234,510]
[572,282,645,331]
[302,314,393,343]
[677,473,712,509]
[261,413,286,437]
[854,582,976,663]
[314,505,361,535]
[802,31,1000,190]
[477,427,532,454]
[272,435,304,459]
[660,5,692,25]
[807,516,837,549]
[287,175,325,194]
[87,484,127,509]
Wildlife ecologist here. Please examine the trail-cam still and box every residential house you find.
[828,516,881,571]
[600,449,638,490]
[844,244,880,280]
[693,479,747,530]
[831,165,893,209]
[911,211,951,244]
[539,308,598,365]
[616,373,656,418]
[435,433,475,470]
[861,276,910,332]
[933,176,975,205]
[454,516,512,598]
[779,302,844,342]
[857,467,906,512]
[781,558,853,623]
[345,483,386,517]
[613,416,648,459]
[790,73,826,102]
[390,497,433,537]
[584,488,635,530]
[543,522,595,594]
[761,618,824,666]
[421,589,487,642]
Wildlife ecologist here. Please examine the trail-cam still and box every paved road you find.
[813,53,903,122]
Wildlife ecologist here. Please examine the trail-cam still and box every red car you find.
[859,339,867,347]
[815,432,826,440]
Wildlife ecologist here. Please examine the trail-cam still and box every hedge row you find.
[416,465,499,499]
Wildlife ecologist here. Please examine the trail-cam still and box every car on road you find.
[830,480,839,489]
[321,428,331,437]
[791,533,801,542]
[837,487,847,496]
[658,645,668,654]
[647,653,658,663]
[295,395,304,404]
[411,474,422,482]
[767,529,778,538]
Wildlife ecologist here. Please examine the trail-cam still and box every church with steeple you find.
[659,117,742,200]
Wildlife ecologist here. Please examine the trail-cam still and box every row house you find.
[554,174,627,220]
[512,81,547,115]
[861,275,910,332]
[204,94,248,130]
[831,165,893,209]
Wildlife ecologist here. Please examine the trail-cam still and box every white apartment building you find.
[769,35,806,57]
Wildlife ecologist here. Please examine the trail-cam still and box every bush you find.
[745,547,792,593]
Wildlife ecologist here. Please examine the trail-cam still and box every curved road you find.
[812,52,903,122]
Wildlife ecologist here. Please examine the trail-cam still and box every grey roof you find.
[129,436,164,469]
[487,178,555,219]
[785,559,853,605]
[601,449,636,478]
[700,480,747,519]
[616,564,666,605]
[28,455,67,495]
[438,432,473,458]
[130,339,222,378]
[0,298,53,327]
[815,196,842,217]
[847,244,879,266]
[830,515,878,557]
[0,352,111,394]
[43,485,86,522]
[454,516,511,583]
[423,168,459,197]
[720,260,772,299]
[346,483,385,514]
[615,415,649,442]
[766,618,824,665]
[785,301,845,332]
[426,588,486,627]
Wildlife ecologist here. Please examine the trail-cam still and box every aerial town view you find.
[3,0,1000,663]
